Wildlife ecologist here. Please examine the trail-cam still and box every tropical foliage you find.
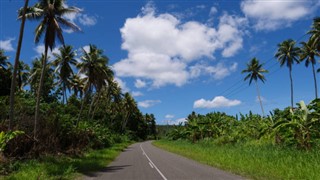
[0,1,157,174]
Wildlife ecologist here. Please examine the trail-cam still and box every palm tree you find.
[17,61,30,91]
[275,39,300,109]
[0,49,10,70]
[242,58,268,116]
[9,0,29,130]
[70,74,84,98]
[53,45,77,103]
[300,40,320,99]
[0,50,12,97]
[309,17,320,51]
[76,44,110,123]
[121,92,137,132]
[29,55,54,99]
[23,0,80,138]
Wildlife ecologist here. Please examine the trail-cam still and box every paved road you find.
[84,141,244,180]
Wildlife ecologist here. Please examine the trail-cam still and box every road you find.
[84,141,244,180]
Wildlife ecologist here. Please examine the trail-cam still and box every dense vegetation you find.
[0,0,156,176]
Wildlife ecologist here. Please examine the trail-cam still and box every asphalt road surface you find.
[84,141,244,180]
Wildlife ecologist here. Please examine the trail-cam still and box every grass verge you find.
[1,142,131,180]
[153,139,320,180]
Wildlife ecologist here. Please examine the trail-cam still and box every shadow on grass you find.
[3,142,131,179]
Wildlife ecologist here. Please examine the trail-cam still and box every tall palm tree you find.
[309,17,320,51]
[242,58,268,116]
[300,40,320,99]
[23,0,80,138]
[53,45,77,103]
[9,0,29,130]
[76,44,110,123]
[275,39,300,109]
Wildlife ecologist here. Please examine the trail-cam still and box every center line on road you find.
[149,162,154,168]
[140,144,168,180]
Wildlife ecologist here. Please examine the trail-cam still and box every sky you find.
[1,0,320,125]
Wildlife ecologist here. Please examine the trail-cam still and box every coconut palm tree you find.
[23,0,80,138]
[9,0,29,130]
[29,55,54,99]
[0,49,10,70]
[300,40,320,99]
[242,58,268,116]
[275,39,300,109]
[70,74,84,98]
[53,45,77,103]
[0,50,12,97]
[76,44,110,123]
[309,17,320,51]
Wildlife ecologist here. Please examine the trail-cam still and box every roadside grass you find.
[153,139,320,180]
[1,142,131,180]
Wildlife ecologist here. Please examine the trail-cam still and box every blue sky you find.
[1,0,320,125]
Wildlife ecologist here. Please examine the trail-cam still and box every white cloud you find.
[138,100,161,108]
[194,96,241,108]
[189,62,238,80]
[209,6,218,16]
[165,114,174,119]
[0,38,15,51]
[134,79,147,88]
[33,44,59,60]
[82,45,90,53]
[114,4,246,88]
[241,0,319,31]
[114,77,130,93]
[132,91,143,97]
[78,14,97,26]
[168,118,187,125]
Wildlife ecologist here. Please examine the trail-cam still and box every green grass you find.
[1,142,131,180]
[153,139,320,180]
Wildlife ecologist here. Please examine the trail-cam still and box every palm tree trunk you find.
[312,63,318,99]
[88,93,95,119]
[34,46,48,139]
[90,91,101,121]
[289,68,294,109]
[255,80,265,116]
[9,0,29,130]
[76,90,88,126]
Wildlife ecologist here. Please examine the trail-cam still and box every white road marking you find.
[149,162,154,168]
[140,144,168,180]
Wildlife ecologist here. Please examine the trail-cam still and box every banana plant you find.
[273,100,320,149]
[0,130,24,152]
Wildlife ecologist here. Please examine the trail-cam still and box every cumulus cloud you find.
[241,0,319,31]
[132,91,143,97]
[33,44,59,60]
[189,62,238,80]
[138,100,161,108]
[114,77,130,93]
[168,118,187,125]
[78,14,97,26]
[165,114,175,119]
[194,96,241,108]
[114,4,246,88]
[134,79,147,88]
[0,38,15,51]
